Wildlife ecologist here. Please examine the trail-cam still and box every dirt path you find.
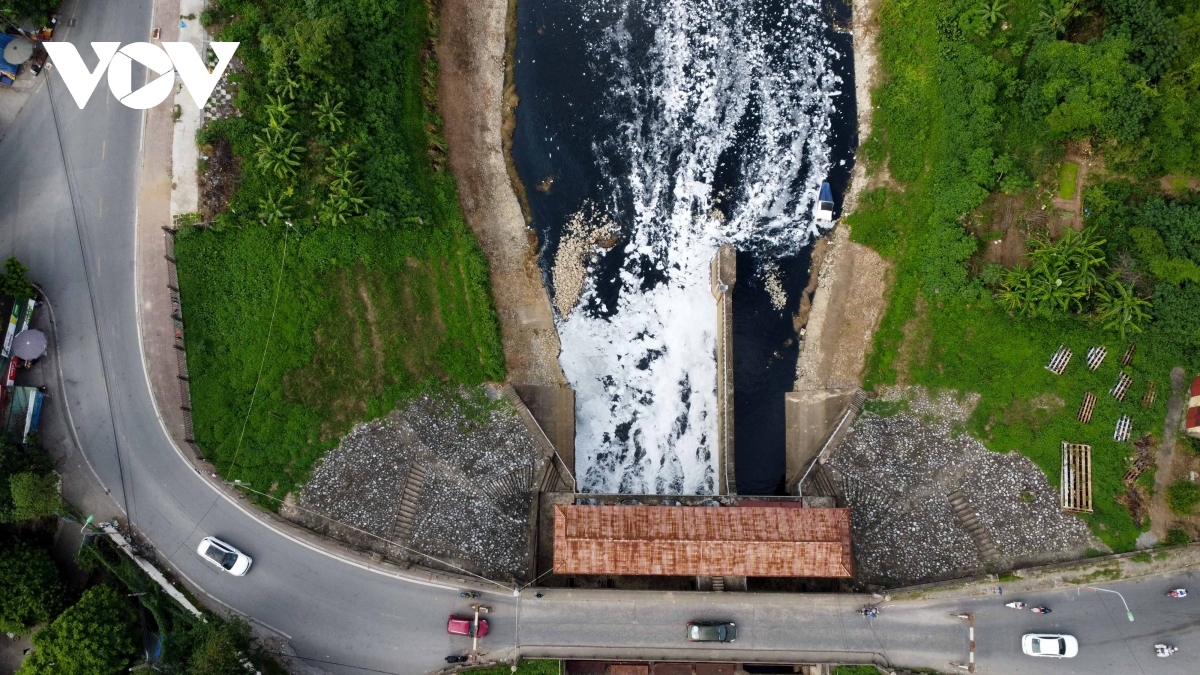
[436,0,567,387]
[1150,367,1196,539]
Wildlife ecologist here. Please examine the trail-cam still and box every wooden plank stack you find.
[1077,392,1097,423]
[1114,415,1132,442]
[1061,442,1093,513]
[1086,346,1107,371]
[1141,381,1157,408]
[1122,342,1136,366]
[1046,344,1072,375]
[1110,372,1133,401]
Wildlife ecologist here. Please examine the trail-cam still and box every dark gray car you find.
[687,621,737,642]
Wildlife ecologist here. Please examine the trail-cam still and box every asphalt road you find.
[0,2,1196,675]
[0,2,515,674]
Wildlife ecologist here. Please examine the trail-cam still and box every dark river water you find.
[512,0,857,495]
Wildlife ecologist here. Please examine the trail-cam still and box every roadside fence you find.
[163,225,204,461]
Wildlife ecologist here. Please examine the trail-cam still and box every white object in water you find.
[815,182,835,222]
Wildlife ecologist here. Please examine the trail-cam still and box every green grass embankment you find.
[175,0,504,503]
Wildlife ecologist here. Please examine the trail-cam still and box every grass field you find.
[890,297,1172,551]
[175,0,505,503]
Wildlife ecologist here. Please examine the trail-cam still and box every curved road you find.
[0,2,1196,675]
[1,2,516,674]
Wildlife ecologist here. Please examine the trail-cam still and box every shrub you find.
[1166,479,1200,515]
[1163,528,1191,546]
[9,472,60,521]
[0,256,33,300]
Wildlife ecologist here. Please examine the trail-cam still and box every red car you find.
[446,615,489,638]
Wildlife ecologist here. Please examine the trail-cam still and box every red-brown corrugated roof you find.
[1191,375,1200,398]
[553,505,852,577]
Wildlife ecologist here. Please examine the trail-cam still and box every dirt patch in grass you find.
[1148,368,1200,541]
[1000,393,1066,433]
[974,192,1029,268]
[197,137,239,222]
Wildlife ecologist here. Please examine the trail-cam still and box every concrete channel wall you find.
[710,244,737,495]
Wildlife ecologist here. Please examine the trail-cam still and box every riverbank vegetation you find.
[175,0,505,502]
[851,0,1200,550]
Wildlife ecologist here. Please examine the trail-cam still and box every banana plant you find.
[1094,278,1152,339]
[265,94,294,130]
[977,0,1009,27]
[320,195,351,227]
[257,190,292,226]
[253,128,305,179]
[314,93,346,134]
[1032,0,1087,39]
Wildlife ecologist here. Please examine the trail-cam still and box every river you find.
[511,0,856,495]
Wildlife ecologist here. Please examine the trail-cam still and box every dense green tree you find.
[293,15,353,85]
[1102,0,1181,79]
[1137,197,1200,262]
[1151,281,1200,355]
[18,585,139,675]
[0,537,66,634]
[1023,35,1152,143]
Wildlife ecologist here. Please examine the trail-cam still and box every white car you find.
[196,536,252,576]
[1022,633,1079,658]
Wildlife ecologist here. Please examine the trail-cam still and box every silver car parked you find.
[687,621,737,642]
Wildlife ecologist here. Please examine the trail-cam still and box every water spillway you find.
[512,0,856,495]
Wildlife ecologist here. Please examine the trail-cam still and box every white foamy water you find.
[561,0,841,494]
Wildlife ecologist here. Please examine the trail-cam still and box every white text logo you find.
[44,42,239,110]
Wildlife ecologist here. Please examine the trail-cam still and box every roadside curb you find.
[887,543,1200,600]
[125,0,513,598]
